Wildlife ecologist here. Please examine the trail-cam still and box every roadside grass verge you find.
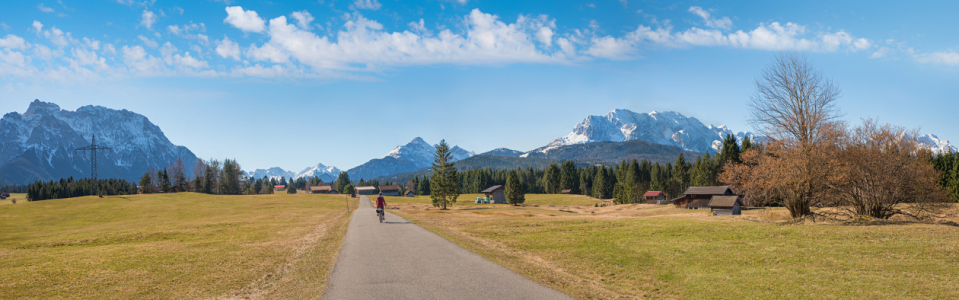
[0,192,357,299]
[391,195,959,299]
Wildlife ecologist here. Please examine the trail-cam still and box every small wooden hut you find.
[356,186,377,195]
[671,186,735,209]
[481,185,507,204]
[708,195,743,215]
[405,190,415,197]
[310,185,333,194]
[643,191,666,204]
[379,185,402,196]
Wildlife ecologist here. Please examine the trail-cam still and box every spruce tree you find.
[335,172,351,194]
[287,183,297,194]
[505,170,525,205]
[560,161,578,194]
[718,134,742,165]
[429,140,459,209]
[139,172,152,193]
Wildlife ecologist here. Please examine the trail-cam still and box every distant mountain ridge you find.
[347,137,475,180]
[534,109,757,155]
[244,163,340,182]
[0,100,199,185]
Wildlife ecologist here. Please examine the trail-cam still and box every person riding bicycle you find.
[375,192,386,222]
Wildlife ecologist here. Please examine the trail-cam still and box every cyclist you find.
[375,192,386,223]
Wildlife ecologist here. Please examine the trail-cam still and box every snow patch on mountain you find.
[244,163,341,182]
[918,134,957,153]
[536,109,757,155]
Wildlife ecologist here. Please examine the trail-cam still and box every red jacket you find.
[376,196,386,209]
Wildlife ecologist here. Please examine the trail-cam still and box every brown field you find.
[389,194,959,299]
[0,192,357,299]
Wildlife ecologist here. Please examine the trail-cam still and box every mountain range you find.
[1,103,954,185]
[0,100,199,186]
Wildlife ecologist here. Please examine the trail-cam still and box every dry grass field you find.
[388,194,959,299]
[0,192,357,299]
[0,193,27,205]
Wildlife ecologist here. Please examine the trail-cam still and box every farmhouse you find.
[708,195,743,215]
[379,185,402,196]
[356,186,377,195]
[481,185,507,204]
[671,186,736,209]
[644,191,667,204]
[274,185,286,193]
[310,185,333,194]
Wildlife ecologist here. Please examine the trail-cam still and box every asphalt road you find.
[323,196,572,300]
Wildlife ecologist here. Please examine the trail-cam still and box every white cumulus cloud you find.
[141,10,157,29]
[215,36,241,60]
[224,6,265,33]
[291,10,315,30]
[688,6,732,30]
[353,0,382,10]
[0,34,27,49]
[916,51,959,66]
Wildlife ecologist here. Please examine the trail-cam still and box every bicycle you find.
[376,208,385,223]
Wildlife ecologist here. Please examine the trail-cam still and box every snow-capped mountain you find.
[294,163,340,182]
[918,134,957,153]
[245,163,341,182]
[531,109,757,155]
[348,137,474,179]
[0,100,199,185]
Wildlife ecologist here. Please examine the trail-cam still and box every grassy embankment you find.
[0,192,358,299]
[388,194,959,299]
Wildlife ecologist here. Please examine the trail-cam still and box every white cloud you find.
[915,51,959,66]
[103,43,117,55]
[353,0,382,10]
[32,21,43,36]
[291,11,315,30]
[215,36,241,60]
[82,37,100,50]
[408,19,428,34]
[0,34,27,50]
[619,0,627,7]
[871,47,890,59]
[688,6,732,30]
[224,6,266,33]
[141,10,157,29]
[138,35,158,48]
[72,47,108,69]
[167,23,206,42]
[122,45,165,74]
[33,44,62,60]
[38,4,55,13]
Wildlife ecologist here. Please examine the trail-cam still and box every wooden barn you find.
[671,186,736,209]
[379,185,402,196]
[0,192,8,199]
[405,190,415,197]
[481,185,507,204]
[643,191,667,204]
[273,185,286,193]
[708,195,743,215]
[356,186,377,195]
[310,185,333,194]
[561,189,572,194]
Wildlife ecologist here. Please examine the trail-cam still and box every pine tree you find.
[560,161,578,194]
[952,154,959,201]
[262,177,272,194]
[592,166,608,199]
[335,172,351,194]
[287,183,297,194]
[417,176,431,195]
[429,140,459,209]
[139,172,153,193]
[543,163,561,194]
[505,170,525,205]
[718,134,742,165]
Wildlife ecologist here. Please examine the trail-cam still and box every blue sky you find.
[1,0,957,172]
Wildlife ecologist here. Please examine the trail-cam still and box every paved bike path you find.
[323,196,572,300]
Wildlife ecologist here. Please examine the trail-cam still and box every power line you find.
[75,134,112,197]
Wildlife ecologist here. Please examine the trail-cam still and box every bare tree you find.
[828,120,948,219]
[734,52,844,219]
[750,52,841,147]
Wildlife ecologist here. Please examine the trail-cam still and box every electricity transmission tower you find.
[75,134,112,197]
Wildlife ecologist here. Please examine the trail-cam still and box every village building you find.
[356,186,378,195]
[480,185,507,204]
[670,186,736,209]
[379,185,402,196]
[561,189,572,194]
[310,185,333,194]
[708,195,743,215]
[273,185,286,193]
[0,192,8,199]
[405,190,415,197]
[643,191,667,204]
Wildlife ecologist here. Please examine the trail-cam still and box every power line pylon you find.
[75,134,112,197]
